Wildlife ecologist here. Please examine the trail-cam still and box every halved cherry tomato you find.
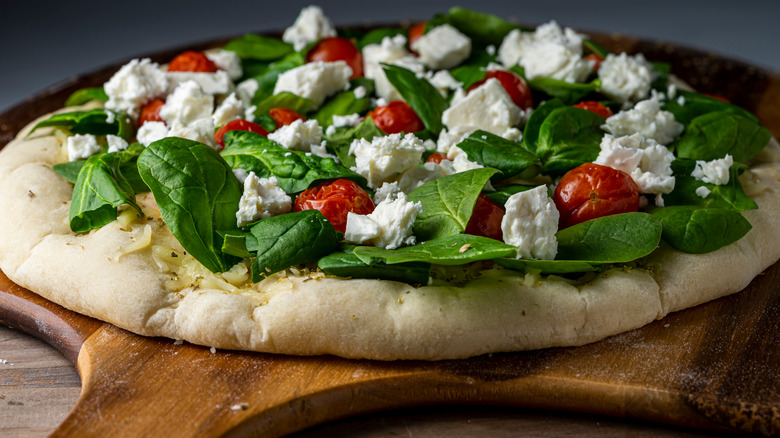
[583,53,604,71]
[573,101,614,119]
[168,50,219,73]
[464,194,505,241]
[139,99,165,126]
[214,119,269,150]
[425,153,450,164]
[407,22,426,54]
[368,101,424,134]
[553,163,640,229]
[269,107,306,128]
[703,93,730,103]
[293,179,375,233]
[307,37,364,79]
[468,70,533,110]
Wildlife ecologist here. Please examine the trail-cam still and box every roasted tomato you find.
[168,50,219,73]
[293,179,375,233]
[464,194,505,241]
[307,37,364,78]
[407,21,426,53]
[139,99,165,126]
[468,70,533,110]
[553,163,640,229]
[214,119,269,150]
[573,101,614,119]
[269,107,306,128]
[583,53,604,71]
[368,100,424,134]
[425,153,450,164]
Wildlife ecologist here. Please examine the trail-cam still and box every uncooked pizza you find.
[0,6,778,360]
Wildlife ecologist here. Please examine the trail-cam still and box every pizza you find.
[1,6,778,360]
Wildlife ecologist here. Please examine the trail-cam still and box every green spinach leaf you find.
[223,34,294,61]
[253,91,314,116]
[527,78,601,105]
[675,111,771,162]
[450,65,487,89]
[536,106,606,175]
[324,117,385,168]
[318,245,430,284]
[65,87,108,107]
[650,206,751,254]
[661,90,758,126]
[250,51,306,104]
[353,234,516,265]
[446,6,524,45]
[484,184,537,206]
[663,160,757,211]
[583,39,610,58]
[523,98,565,155]
[556,212,662,263]
[312,78,375,126]
[381,63,448,134]
[456,130,541,182]
[29,109,133,139]
[358,28,405,49]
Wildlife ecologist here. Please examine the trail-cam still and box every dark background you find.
[2,0,779,113]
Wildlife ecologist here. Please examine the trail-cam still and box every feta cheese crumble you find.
[598,53,655,104]
[411,24,471,70]
[104,58,168,117]
[206,49,243,81]
[344,192,422,249]
[442,78,522,135]
[595,133,676,195]
[136,121,169,147]
[211,93,245,127]
[362,35,425,101]
[273,61,352,109]
[602,96,684,145]
[168,118,217,149]
[106,135,129,153]
[282,6,337,51]
[349,133,426,189]
[501,185,559,260]
[692,155,733,185]
[166,70,233,96]
[67,134,101,161]
[160,80,214,126]
[695,186,712,198]
[268,119,323,151]
[236,174,292,227]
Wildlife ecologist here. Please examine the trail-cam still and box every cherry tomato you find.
[573,101,614,119]
[407,22,426,53]
[583,53,604,71]
[464,194,505,241]
[168,50,219,73]
[307,37,364,79]
[425,153,450,164]
[368,101,424,134]
[139,99,165,126]
[703,93,731,103]
[468,70,533,110]
[269,107,306,128]
[293,179,375,233]
[553,163,640,229]
[214,119,269,150]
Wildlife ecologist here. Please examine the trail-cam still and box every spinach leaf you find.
[55,145,149,194]
[408,168,498,241]
[583,39,610,58]
[536,106,606,175]
[661,90,758,126]
[556,212,662,263]
[358,28,405,49]
[523,98,565,155]
[53,160,86,183]
[381,63,448,134]
[663,160,757,211]
[484,184,537,206]
[65,87,108,107]
[138,138,242,273]
[318,246,430,284]
[324,117,385,168]
[675,111,771,162]
[450,65,486,89]
[446,6,523,45]
[29,109,133,139]
[353,234,516,265]
[219,230,253,259]
[312,78,375,126]
[69,149,144,233]
[250,52,306,104]
[456,130,541,182]
[527,78,601,105]
[494,258,601,275]
[223,34,294,61]
[253,91,314,116]
[221,130,367,193]
[650,206,752,254]
[247,210,340,281]
[650,62,671,90]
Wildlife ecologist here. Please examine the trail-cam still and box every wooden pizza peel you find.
[1,32,779,437]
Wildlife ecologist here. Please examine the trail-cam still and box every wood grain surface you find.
[0,30,779,437]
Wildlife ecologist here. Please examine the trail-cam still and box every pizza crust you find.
[1,115,779,360]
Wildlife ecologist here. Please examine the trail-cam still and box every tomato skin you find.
[468,70,533,110]
[464,194,505,241]
[703,93,730,103]
[139,99,165,126]
[553,163,640,229]
[214,119,269,150]
[307,37,364,79]
[573,101,614,119]
[168,50,219,73]
[368,101,424,134]
[407,22,426,53]
[293,179,375,233]
[425,153,450,164]
[269,107,306,128]
[583,53,604,71]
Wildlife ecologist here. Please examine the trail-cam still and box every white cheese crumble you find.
[598,53,655,104]
[595,133,676,195]
[168,118,217,148]
[411,24,471,70]
[692,155,733,185]
[344,192,422,249]
[282,5,337,51]
[273,61,352,109]
[442,78,521,135]
[373,181,402,204]
[602,96,684,145]
[104,58,168,118]
[160,80,214,126]
[349,133,426,189]
[206,49,243,81]
[212,93,245,127]
[353,85,367,99]
[236,173,292,227]
[428,70,462,96]
[695,186,712,198]
[166,70,233,96]
[501,185,559,260]
[332,113,363,128]
[267,119,323,151]
[136,121,169,147]
[67,134,101,161]
[362,34,425,101]
[106,135,129,153]
[236,78,259,107]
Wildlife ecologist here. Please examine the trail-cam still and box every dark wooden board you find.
[0,31,779,437]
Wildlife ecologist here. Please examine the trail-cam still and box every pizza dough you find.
[1,110,779,360]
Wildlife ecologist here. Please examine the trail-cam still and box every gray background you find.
[2,0,779,113]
